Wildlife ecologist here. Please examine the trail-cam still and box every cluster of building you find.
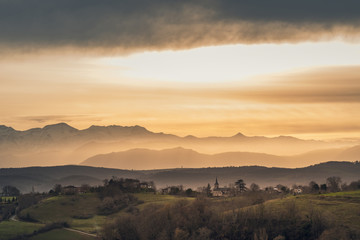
[56,177,304,197]
[160,177,304,197]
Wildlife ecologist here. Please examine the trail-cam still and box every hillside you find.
[1,161,359,192]
[12,191,360,239]
[0,165,144,193]
[146,161,360,189]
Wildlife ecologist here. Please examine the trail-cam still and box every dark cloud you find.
[0,0,360,53]
[213,1,360,24]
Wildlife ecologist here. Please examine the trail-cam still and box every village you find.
[7,176,340,199]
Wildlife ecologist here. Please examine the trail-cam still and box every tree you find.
[53,184,62,195]
[185,188,193,197]
[174,228,189,240]
[320,184,327,192]
[169,186,181,195]
[205,184,212,197]
[80,184,91,193]
[276,184,289,193]
[326,176,342,192]
[309,181,320,193]
[250,183,260,192]
[2,185,20,196]
[235,179,246,192]
[348,180,360,190]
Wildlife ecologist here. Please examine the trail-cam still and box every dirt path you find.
[9,215,18,222]
[64,227,98,238]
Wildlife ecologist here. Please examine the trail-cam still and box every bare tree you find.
[250,183,260,192]
[326,176,342,192]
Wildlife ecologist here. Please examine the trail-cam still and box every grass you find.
[0,220,44,240]
[259,190,360,233]
[29,228,96,240]
[135,192,193,206]
[72,193,193,232]
[322,190,360,198]
[70,215,107,233]
[19,193,102,233]
[18,192,192,234]
[18,190,360,237]
[20,193,101,223]
[0,196,17,203]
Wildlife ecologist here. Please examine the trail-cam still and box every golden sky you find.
[1,1,360,140]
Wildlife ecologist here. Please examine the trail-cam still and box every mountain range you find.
[0,123,359,168]
[81,146,360,169]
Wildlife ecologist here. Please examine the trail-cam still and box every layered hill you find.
[1,123,358,168]
[0,162,359,193]
[81,146,360,169]
[0,165,144,193]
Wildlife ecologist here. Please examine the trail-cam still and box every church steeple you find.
[214,177,219,189]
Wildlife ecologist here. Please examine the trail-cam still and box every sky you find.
[1,0,360,139]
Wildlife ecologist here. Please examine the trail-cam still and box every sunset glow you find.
[1,40,359,140]
[0,1,360,142]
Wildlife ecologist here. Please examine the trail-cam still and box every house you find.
[160,185,182,195]
[161,187,172,194]
[140,181,155,191]
[140,182,149,189]
[212,178,231,197]
[62,185,80,195]
[293,188,303,195]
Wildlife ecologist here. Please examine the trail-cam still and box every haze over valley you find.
[1,123,359,169]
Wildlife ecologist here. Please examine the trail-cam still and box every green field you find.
[253,191,360,235]
[29,228,96,240]
[18,192,191,234]
[20,193,101,223]
[0,220,44,239]
[3,191,360,239]
[134,192,194,209]
[19,193,104,233]
[0,196,17,203]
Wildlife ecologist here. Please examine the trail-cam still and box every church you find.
[212,177,231,197]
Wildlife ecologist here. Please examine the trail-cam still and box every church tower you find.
[214,177,219,190]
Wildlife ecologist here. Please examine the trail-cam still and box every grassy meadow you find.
[16,192,190,235]
[29,229,96,240]
[0,220,44,239]
[1,190,360,239]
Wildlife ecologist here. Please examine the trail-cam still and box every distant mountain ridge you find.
[0,122,315,143]
[81,146,360,169]
[0,123,167,145]
[0,122,334,152]
[0,123,359,168]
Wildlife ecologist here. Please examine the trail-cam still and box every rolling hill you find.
[1,161,359,193]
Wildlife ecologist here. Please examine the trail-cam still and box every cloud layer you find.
[1,0,360,53]
[219,66,360,103]
[1,59,360,138]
